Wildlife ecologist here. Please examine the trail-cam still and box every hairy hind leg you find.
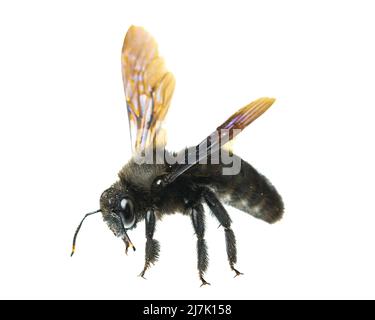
[203,188,243,277]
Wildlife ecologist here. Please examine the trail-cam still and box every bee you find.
[71,26,284,286]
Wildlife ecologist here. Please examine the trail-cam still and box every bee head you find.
[100,184,137,238]
[70,183,137,257]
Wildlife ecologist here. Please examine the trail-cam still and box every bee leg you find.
[139,209,160,279]
[189,203,210,287]
[203,188,243,278]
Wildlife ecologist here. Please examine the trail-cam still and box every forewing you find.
[122,26,175,153]
[160,97,276,186]
[217,97,275,139]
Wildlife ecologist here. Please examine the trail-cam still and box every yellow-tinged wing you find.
[122,26,175,153]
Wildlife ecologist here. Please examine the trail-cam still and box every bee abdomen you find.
[216,159,284,224]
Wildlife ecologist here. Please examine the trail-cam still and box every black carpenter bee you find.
[71,26,284,286]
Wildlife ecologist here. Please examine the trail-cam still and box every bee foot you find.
[199,276,211,287]
[232,267,244,278]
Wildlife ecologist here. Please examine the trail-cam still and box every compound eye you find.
[119,198,135,229]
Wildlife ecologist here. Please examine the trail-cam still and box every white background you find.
[1,0,374,300]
